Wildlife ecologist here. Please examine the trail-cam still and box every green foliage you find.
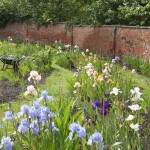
[0,40,150,150]
[55,46,83,69]
[0,0,150,26]
[36,50,52,73]
[0,70,20,84]
[122,55,150,76]
[0,40,53,84]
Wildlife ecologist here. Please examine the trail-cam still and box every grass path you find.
[126,69,150,108]
[39,62,73,99]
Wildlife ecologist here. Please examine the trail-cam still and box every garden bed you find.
[0,40,149,150]
[0,79,21,103]
[0,72,50,103]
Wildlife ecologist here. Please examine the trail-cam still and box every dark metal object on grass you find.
[0,54,24,72]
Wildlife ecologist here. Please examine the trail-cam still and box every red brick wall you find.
[0,21,149,57]
[115,26,150,56]
[26,20,72,43]
[0,22,26,39]
[73,26,115,55]
[0,21,72,44]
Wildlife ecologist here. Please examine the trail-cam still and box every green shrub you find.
[0,0,149,26]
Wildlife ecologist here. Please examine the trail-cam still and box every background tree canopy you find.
[0,0,150,27]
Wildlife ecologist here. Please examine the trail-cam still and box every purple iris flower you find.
[104,93,110,97]
[103,100,111,109]
[123,62,129,67]
[101,100,111,116]
[92,100,101,109]
[101,109,109,116]
[92,105,96,109]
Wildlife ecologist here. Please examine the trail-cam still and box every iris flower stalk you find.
[95,107,98,125]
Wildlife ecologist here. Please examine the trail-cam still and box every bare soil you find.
[0,73,50,103]
[0,79,21,103]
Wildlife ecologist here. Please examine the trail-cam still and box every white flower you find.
[130,87,140,95]
[102,64,111,75]
[35,75,41,81]
[99,77,104,82]
[86,68,94,76]
[74,82,81,88]
[73,90,77,94]
[85,63,93,69]
[102,68,108,74]
[8,36,13,41]
[74,45,79,52]
[110,87,122,96]
[123,66,127,70]
[86,49,89,52]
[28,71,41,83]
[132,96,143,102]
[93,82,97,87]
[74,45,79,49]
[111,59,116,63]
[125,115,134,121]
[128,104,141,111]
[58,46,61,50]
[130,87,143,101]
[115,56,120,61]
[112,142,122,146]
[104,63,109,66]
[65,44,71,48]
[82,52,85,55]
[131,69,136,73]
[13,131,16,135]
[130,123,139,131]
[24,85,37,96]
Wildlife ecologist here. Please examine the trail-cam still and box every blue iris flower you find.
[0,136,13,150]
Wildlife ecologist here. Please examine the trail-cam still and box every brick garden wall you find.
[0,21,149,57]
[115,26,150,56]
